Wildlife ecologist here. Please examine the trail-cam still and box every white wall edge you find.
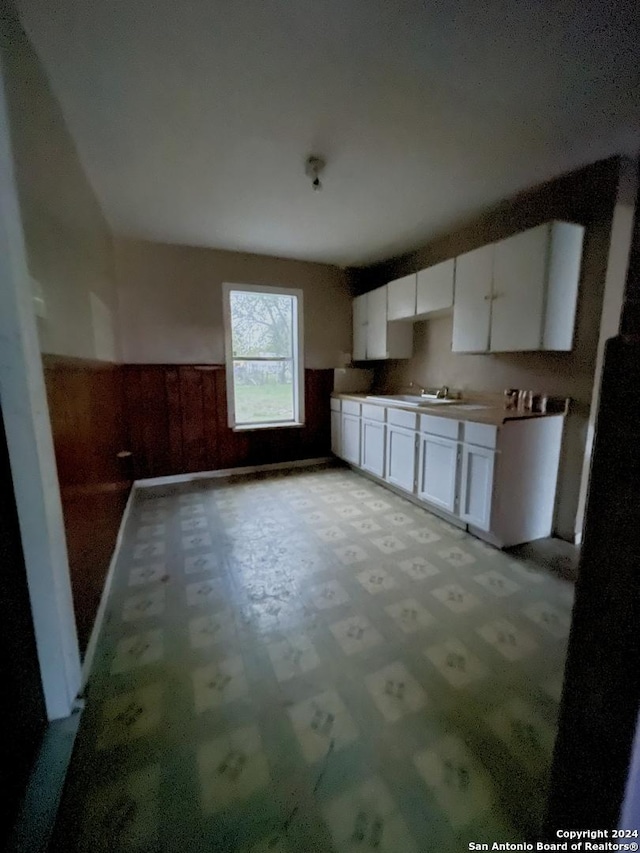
[80,485,136,690]
[134,457,334,488]
[574,157,637,542]
[0,65,81,720]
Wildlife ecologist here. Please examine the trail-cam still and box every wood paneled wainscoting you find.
[42,355,131,654]
[42,359,333,652]
[123,364,334,479]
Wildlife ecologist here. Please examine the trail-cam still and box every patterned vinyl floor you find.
[51,465,574,852]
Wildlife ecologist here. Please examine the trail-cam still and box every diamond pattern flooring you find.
[51,465,574,852]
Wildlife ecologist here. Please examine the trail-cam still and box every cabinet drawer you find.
[361,403,386,422]
[387,408,417,430]
[464,422,498,449]
[341,400,361,416]
[330,397,341,412]
[419,414,460,440]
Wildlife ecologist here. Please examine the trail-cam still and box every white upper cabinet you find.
[452,221,584,353]
[541,221,585,350]
[353,285,413,361]
[354,220,583,359]
[387,273,417,321]
[416,258,455,316]
[452,244,494,353]
[366,286,389,359]
[352,294,367,361]
[490,225,550,352]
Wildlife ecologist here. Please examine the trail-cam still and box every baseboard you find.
[348,464,467,530]
[134,457,335,488]
[80,484,135,691]
[61,480,131,499]
[6,712,82,853]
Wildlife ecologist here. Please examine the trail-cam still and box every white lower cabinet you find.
[459,443,495,531]
[330,410,341,456]
[361,419,386,478]
[385,425,416,493]
[417,434,460,514]
[341,413,361,466]
[331,398,564,548]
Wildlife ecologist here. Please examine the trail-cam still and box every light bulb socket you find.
[305,155,325,191]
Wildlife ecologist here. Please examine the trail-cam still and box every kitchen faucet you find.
[403,381,453,399]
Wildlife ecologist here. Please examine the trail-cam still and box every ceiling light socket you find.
[305,155,325,191]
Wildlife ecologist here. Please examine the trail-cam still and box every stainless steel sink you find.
[366,394,459,407]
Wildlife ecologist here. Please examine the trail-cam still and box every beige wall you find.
[1,8,352,370]
[1,10,119,362]
[115,238,352,369]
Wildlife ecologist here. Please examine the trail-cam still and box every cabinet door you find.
[385,425,416,492]
[352,294,368,360]
[459,444,495,531]
[366,286,388,359]
[387,273,417,320]
[331,410,341,456]
[361,420,386,478]
[417,434,459,514]
[452,244,493,352]
[416,258,455,315]
[490,225,547,352]
[341,414,361,466]
[542,221,584,351]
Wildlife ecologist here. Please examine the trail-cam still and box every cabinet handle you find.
[483,295,491,301]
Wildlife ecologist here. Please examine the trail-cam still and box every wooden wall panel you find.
[124,365,333,479]
[41,358,332,651]
[42,355,131,654]
[165,367,184,472]
[201,368,220,470]
[180,367,206,473]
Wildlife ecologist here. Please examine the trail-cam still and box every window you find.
[222,283,304,429]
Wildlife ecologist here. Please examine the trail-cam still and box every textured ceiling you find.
[16,0,640,266]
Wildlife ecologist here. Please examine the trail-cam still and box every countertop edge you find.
[331,393,567,427]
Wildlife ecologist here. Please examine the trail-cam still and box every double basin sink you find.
[365,394,491,411]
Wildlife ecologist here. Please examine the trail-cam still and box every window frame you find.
[222,282,305,431]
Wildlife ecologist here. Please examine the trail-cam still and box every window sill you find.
[232,422,305,432]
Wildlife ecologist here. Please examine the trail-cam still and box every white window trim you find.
[222,282,305,431]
